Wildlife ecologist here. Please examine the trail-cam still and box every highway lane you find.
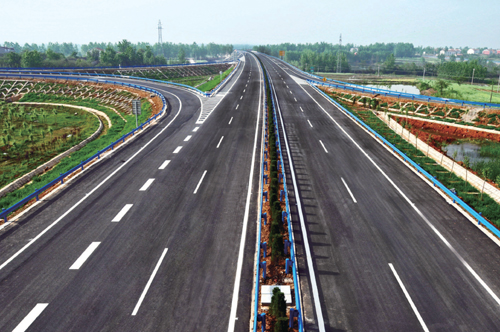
[0,53,262,331]
[258,53,500,331]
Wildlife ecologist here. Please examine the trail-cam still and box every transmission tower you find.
[158,20,163,44]
[337,34,342,73]
[158,20,164,56]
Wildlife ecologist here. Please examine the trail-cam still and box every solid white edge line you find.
[69,242,101,270]
[341,177,357,203]
[193,127,199,132]
[193,170,208,194]
[139,178,155,192]
[307,120,313,128]
[228,117,233,125]
[300,81,500,307]
[12,303,49,332]
[184,135,192,142]
[0,90,184,272]
[112,204,133,222]
[159,160,171,170]
[227,52,262,332]
[319,140,328,153]
[389,263,430,332]
[216,136,224,149]
[173,146,182,154]
[269,64,326,332]
[131,248,168,316]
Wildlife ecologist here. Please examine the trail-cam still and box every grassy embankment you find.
[197,67,233,92]
[0,102,99,189]
[0,93,152,212]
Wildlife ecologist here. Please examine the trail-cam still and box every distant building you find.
[482,49,494,55]
[0,47,15,55]
[467,48,480,55]
[350,47,359,53]
[497,50,500,54]
[86,47,104,55]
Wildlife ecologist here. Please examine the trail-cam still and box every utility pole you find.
[471,68,475,85]
[377,65,380,77]
[497,74,500,93]
[337,34,342,74]
[490,81,494,103]
[423,67,426,80]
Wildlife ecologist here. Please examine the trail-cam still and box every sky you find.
[2,0,500,49]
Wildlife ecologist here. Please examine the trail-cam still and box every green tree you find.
[5,52,21,67]
[178,47,186,63]
[21,50,42,68]
[101,46,117,66]
[434,79,450,95]
[384,53,396,72]
[46,49,62,60]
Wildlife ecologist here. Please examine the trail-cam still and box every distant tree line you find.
[253,42,500,82]
[0,40,233,68]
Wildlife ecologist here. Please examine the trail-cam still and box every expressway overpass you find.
[0,52,499,332]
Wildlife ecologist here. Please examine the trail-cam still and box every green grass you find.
[0,94,152,213]
[326,91,500,228]
[198,67,234,92]
[0,102,99,189]
[445,82,500,104]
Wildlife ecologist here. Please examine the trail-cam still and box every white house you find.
[467,48,480,55]
[0,47,15,55]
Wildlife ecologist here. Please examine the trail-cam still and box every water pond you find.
[443,142,492,164]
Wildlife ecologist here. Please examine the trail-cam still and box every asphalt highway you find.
[0,53,262,331]
[258,53,500,331]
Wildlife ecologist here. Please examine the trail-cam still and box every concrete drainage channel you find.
[252,57,304,332]
[0,74,167,226]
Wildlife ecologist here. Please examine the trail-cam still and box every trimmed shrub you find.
[270,287,287,318]
[275,317,289,332]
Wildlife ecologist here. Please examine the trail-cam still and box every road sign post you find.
[279,50,285,60]
[132,100,141,128]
